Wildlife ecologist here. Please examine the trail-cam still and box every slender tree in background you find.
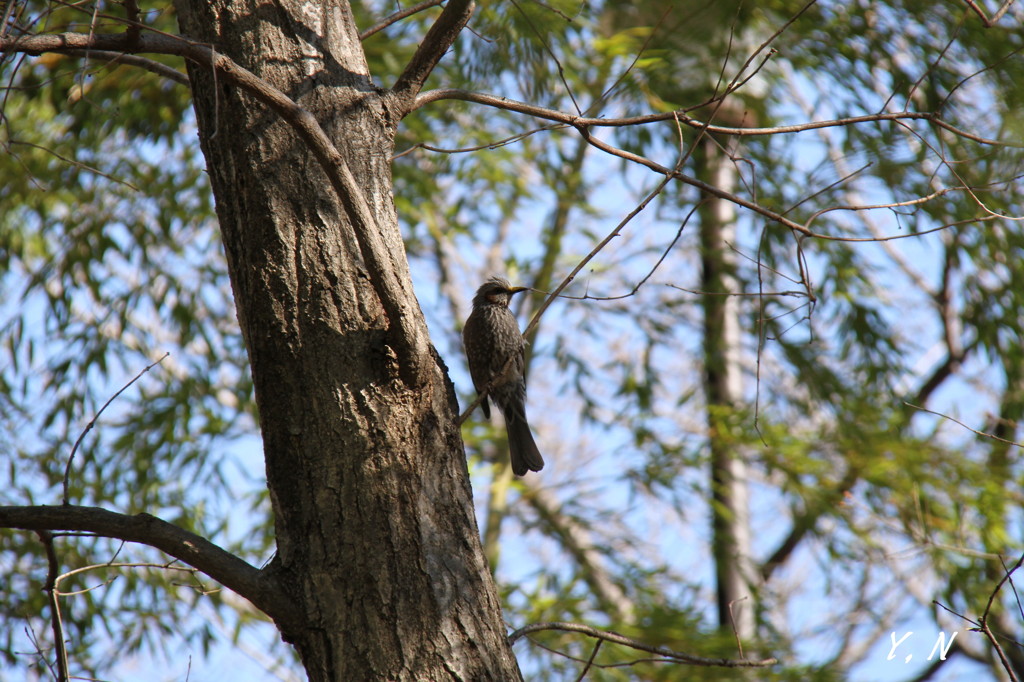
[698,132,757,640]
[2,1,1024,681]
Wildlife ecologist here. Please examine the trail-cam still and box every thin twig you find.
[509,0,580,114]
[982,554,1024,631]
[57,48,189,85]
[719,0,817,104]
[520,110,696,337]
[901,11,964,113]
[8,139,142,191]
[359,0,446,41]
[522,158,676,340]
[533,202,704,304]
[507,621,777,667]
[63,353,169,505]
[411,88,1016,148]
[903,402,1024,448]
[58,559,198,583]
[596,6,670,107]
[524,117,703,306]
[36,531,69,682]
[23,626,58,680]
[963,0,1017,27]
[394,122,561,158]
[728,597,747,659]
[574,639,603,681]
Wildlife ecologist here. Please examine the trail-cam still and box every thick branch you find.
[0,505,294,626]
[392,0,475,108]
[1,31,432,384]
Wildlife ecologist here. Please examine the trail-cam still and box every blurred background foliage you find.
[3,0,1024,679]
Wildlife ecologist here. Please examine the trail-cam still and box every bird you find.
[463,277,545,476]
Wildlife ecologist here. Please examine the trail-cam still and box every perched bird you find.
[463,277,545,476]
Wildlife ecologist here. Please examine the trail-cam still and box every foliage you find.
[3,0,1024,679]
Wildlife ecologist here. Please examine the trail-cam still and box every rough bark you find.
[172,1,521,679]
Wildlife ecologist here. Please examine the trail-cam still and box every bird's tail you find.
[505,411,544,476]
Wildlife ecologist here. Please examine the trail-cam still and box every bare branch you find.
[904,402,1024,448]
[903,334,976,420]
[58,559,198,583]
[394,122,558,157]
[392,0,475,107]
[408,90,1014,243]
[963,0,1017,27]
[19,22,978,274]
[509,0,580,114]
[596,7,670,108]
[63,353,168,505]
[574,639,602,681]
[411,88,1015,147]
[574,127,812,236]
[359,0,446,41]
[935,554,1024,682]
[22,625,58,680]
[583,128,1013,243]
[0,1,17,40]
[36,531,69,682]
[520,165,676,345]
[721,0,816,100]
[0,505,295,626]
[528,202,704,306]
[507,621,777,668]
[6,139,141,190]
[57,48,189,85]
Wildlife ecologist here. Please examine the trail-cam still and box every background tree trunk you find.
[698,133,757,640]
[173,1,521,679]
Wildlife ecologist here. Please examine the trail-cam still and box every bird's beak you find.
[508,286,529,294]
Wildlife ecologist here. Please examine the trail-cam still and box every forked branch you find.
[392,0,475,107]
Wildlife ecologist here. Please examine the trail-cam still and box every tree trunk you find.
[698,134,757,640]
[173,1,522,679]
